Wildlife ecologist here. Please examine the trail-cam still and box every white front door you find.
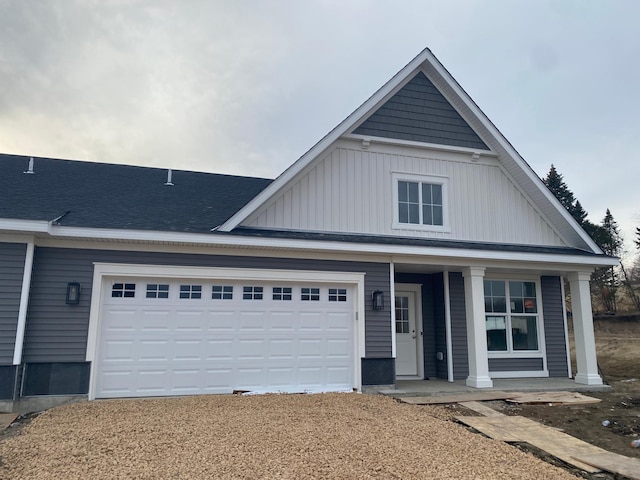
[395,289,421,377]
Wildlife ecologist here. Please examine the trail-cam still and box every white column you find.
[462,267,493,388]
[13,241,35,365]
[568,271,603,385]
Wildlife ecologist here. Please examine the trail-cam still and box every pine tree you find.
[543,165,576,213]
[591,209,623,313]
[570,200,589,226]
[636,227,640,250]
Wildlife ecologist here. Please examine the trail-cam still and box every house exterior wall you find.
[0,242,26,365]
[541,275,570,377]
[243,140,566,247]
[23,247,391,363]
[449,272,469,380]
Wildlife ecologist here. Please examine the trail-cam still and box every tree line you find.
[543,166,639,313]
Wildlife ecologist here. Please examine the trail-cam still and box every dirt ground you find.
[490,318,640,460]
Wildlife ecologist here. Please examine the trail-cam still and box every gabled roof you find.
[219,48,602,255]
[0,154,271,233]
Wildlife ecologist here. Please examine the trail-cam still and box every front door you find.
[395,288,421,377]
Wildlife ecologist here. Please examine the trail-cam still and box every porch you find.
[381,378,611,397]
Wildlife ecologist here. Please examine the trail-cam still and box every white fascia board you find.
[218,49,436,232]
[422,52,602,254]
[0,218,49,233]
[2,217,617,268]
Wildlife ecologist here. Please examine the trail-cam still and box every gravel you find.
[0,393,576,479]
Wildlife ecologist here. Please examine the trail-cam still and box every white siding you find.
[243,140,566,247]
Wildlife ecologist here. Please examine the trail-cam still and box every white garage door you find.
[95,277,355,398]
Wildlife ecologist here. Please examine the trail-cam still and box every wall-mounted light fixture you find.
[372,290,384,310]
[66,282,81,305]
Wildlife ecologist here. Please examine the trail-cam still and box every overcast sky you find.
[1,0,638,254]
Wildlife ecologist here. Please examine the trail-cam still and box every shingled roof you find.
[0,154,272,233]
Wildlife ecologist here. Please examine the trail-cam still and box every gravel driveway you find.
[0,393,575,479]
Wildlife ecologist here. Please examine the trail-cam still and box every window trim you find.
[483,276,546,360]
[391,172,450,232]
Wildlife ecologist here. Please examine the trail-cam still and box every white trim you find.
[86,263,365,400]
[389,262,396,358]
[0,234,36,244]
[12,241,35,365]
[443,271,454,382]
[561,276,572,378]
[0,220,617,268]
[391,172,450,233]
[345,133,498,157]
[490,370,549,379]
[395,283,424,379]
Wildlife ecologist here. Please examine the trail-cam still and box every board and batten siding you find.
[448,272,469,380]
[541,276,569,377]
[243,141,566,247]
[0,243,27,365]
[23,247,391,363]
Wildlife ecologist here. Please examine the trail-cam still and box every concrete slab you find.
[383,378,611,397]
[397,391,512,405]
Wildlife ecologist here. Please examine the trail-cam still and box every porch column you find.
[462,267,493,388]
[568,271,603,385]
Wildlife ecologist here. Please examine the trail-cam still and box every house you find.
[0,48,617,411]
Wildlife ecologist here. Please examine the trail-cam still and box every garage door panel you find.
[207,311,236,331]
[96,277,356,398]
[206,339,233,360]
[268,338,295,359]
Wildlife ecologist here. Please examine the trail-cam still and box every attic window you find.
[392,173,449,231]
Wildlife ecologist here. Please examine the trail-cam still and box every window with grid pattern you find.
[212,285,233,300]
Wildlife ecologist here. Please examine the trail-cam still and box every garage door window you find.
[243,286,263,300]
[212,285,233,300]
[328,288,347,302]
[272,287,292,300]
[180,285,202,299]
[301,287,320,301]
[146,284,169,299]
[112,283,136,298]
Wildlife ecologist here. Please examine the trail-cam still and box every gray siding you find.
[432,273,447,379]
[541,276,569,377]
[489,358,544,372]
[23,247,391,362]
[449,272,469,380]
[0,243,26,365]
[353,72,489,150]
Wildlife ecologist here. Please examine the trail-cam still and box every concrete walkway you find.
[380,378,611,397]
